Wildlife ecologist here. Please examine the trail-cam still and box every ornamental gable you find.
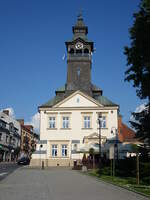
[54,91,103,108]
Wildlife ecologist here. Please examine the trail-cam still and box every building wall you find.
[0,111,21,161]
[39,107,118,162]
[0,112,21,137]
[40,109,118,141]
[31,92,118,166]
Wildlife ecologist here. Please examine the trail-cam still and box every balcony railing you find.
[67,53,91,60]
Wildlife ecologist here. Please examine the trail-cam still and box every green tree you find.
[124,0,150,145]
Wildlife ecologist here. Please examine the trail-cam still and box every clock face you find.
[75,42,83,49]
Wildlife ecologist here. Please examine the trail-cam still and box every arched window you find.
[84,48,89,54]
[69,48,74,54]
[73,144,77,151]
[76,49,82,54]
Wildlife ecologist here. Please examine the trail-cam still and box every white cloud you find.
[25,112,40,134]
[130,103,146,121]
[135,103,146,113]
[0,107,15,118]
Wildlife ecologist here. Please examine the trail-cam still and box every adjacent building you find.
[31,15,119,167]
[17,119,39,157]
[118,115,135,143]
[0,110,21,161]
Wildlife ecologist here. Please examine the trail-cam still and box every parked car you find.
[17,157,30,165]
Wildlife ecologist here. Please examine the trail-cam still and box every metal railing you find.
[67,53,91,60]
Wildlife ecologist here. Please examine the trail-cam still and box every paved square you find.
[0,167,149,200]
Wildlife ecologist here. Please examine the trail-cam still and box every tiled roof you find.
[56,83,102,92]
[118,116,136,143]
[96,95,118,106]
[40,91,118,108]
[91,84,102,92]
[55,85,65,92]
[41,95,65,107]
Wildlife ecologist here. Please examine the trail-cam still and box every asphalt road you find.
[0,162,19,181]
[0,167,149,200]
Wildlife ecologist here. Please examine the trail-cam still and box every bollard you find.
[42,161,44,170]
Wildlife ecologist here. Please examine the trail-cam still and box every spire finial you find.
[77,9,83,20]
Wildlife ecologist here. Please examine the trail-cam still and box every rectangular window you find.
[62,145,67,157]
[62,117,69,129]
[13,139,16,145]
[6,136,8,143]
[84,116,91,128]
[52,145,57,157]
[101,116,106,128]
[49,117,56,129]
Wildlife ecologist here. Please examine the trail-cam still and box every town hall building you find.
[31,14,119,167]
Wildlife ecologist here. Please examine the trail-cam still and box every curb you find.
[80,171,150,199]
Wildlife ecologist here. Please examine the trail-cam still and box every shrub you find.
[140,162,150,177]
[142,176,150,185]
[101,167,111,176]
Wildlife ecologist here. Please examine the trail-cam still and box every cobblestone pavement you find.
[0,167,149,200]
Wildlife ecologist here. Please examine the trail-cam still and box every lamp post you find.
[97,114,102,170]
[111,127,118,177]
[111,127,118,159]
[40,144,43,169]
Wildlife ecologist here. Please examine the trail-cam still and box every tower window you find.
[77,68,80,77]
[69,48,74,54]
[84,48,89,54]
[76,49,82,54]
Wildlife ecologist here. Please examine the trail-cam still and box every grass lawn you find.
[88,169,150,197]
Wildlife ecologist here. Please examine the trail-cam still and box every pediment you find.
[54,91,103,108]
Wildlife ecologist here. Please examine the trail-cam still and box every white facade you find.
[31,91,118,166]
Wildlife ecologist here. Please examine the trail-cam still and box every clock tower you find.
[65,14,94,96]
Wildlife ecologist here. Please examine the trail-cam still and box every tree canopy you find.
[124,0,150,145]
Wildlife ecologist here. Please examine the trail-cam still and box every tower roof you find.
[72,13,88,38]
[66,14,93,51]
[74,12,86,27]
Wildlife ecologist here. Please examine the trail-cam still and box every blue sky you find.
[0,0,144,126]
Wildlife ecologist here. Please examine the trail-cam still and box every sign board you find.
[109,145,114,159]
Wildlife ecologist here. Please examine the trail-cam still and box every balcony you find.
[67,53,91,61]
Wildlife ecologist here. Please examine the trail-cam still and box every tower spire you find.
[77,9,83,20]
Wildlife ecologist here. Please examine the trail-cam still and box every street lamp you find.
[40,144,43,168]
[111,127,118,177]
[111,127,118,160]
[97,114,102,169]
[11,149,14,162]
